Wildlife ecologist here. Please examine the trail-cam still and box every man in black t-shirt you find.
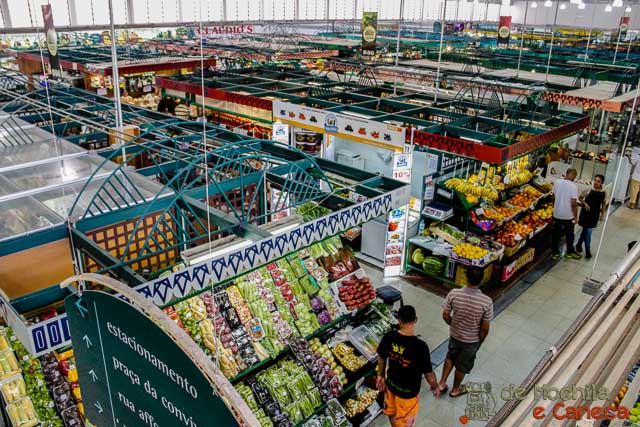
[377,306,439,427]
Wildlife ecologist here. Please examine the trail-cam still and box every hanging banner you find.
[361,12,378,57]
[498,16,512,46]
[620,16,630,36]
[41,4,62,76]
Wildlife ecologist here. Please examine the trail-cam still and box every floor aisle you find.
[367,206,640,427]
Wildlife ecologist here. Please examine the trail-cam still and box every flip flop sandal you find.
[449,385,468,398]
[438,385,448,394]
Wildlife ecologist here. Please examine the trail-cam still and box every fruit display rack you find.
[0,328,84,427]
[408,168,555,288]
[605,359,640,427]
[158,236,391,427]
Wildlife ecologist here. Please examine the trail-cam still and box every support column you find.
[67,0,78,26]
[126,0,135,24]
[0,0,12,27]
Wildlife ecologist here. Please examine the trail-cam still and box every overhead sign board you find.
[498,16,512,46]
[361,12,378,57]
[66,290,238,427]
[273,100,406,151]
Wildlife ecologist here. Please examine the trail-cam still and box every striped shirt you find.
[442,286,494,343]
[175,104,190,120]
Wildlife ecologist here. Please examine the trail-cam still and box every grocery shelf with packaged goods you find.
[0,83,409,427]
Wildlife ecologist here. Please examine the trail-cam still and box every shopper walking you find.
[438,268,493,398]
[551,168,581,261]
[576,174,608,259]
[377,305,439,427]
[629,147,640,209]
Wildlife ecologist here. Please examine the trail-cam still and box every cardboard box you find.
[109,124,140,146]
[501,248,535,282]
[455,264,493,287]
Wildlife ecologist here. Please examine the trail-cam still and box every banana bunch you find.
[199,319,218,352]
[444,178,499,201]
[505,170,533,188]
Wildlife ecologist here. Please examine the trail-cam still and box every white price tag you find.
[185,312,192,319]
[515,234,523,241]
[9,335,16,341]
[48,401,54,408]
[22,355,29,361]
[37,379,44,387]
[475,208,485,216]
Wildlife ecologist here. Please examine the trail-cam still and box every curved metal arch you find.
[505,85,549,126]
[117,141,334,266]
[67,119,228,220]
[451,78,506,115]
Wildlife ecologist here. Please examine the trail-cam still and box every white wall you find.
[511,1,640,30]
[332,137,394,178]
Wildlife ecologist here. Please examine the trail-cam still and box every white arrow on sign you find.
[89,369,98,382]
[95,401,103,414]
[82,335,92,348]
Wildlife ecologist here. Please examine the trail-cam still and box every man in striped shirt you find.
[438,267,493,397]
[174,100,191,121]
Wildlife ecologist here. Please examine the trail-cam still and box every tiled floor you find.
[366,205,640,427]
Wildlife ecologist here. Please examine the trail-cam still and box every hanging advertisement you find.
[620,16,630,36]
[361,12,378,57]
[273,100,405,151]
[498,16,512,46]
[384,146,413,277]
[41,4,62,76]
[272,122,290,144]
[271,189,290,220]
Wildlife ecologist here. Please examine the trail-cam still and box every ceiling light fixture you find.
[531,1,538,6]
[612,0,623,7]
[544,0,552,6]
[605,4,613,11]
[560,3,567,9]
[625,5,632,11]
[578,2,586,8]
[569,0,580,4]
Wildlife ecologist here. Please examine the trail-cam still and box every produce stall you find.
[0,93,409,426]
[154,236,389,427]
[404,112,589,294]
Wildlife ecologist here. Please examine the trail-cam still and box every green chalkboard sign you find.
[65,291,238,427]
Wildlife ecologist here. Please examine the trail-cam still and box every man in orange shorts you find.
[377,306,440,427]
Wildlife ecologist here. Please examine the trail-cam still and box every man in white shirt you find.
[551,168,581,261]
[629,147,640,209]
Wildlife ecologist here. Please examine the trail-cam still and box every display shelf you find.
[408,236,441,252]
[609,362,640,427]
[406,264,456,285]
[327,267,367,288]
[294,365,377,427]
[229,309,358,384]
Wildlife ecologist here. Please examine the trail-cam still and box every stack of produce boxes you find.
[40,351,83,426]
[0,328,64,427]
